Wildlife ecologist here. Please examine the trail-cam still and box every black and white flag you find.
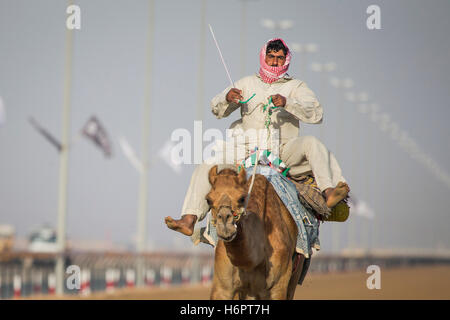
[28,116,62,152]
[81,116,112,158]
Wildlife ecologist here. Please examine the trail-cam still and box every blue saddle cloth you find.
[202,166,321,258]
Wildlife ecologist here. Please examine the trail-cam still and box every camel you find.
[207,165,305,300]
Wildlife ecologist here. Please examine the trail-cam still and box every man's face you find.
[265,49,286,67]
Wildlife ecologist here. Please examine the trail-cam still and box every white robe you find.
[180,75,345,220]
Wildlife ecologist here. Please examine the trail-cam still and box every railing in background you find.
[1,249,449,299]
[0,251,214,299]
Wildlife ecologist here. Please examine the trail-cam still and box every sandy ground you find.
[27,265,450,300]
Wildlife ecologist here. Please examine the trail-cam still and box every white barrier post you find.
[105,269,115,292]
[80,269,91,296]
[160,266,172,287]
[13,274,21,298]
[182,267,191,285]
[126,269,135,288]
[201,266,211,285]
[48,273,56,295]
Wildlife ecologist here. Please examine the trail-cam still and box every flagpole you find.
[240,0,247,78]
[55,0,74,295]
[136,0,154,287]
[332,80,340,254]
[196,0,206,121]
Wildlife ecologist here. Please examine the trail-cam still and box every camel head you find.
[206,165,247,242]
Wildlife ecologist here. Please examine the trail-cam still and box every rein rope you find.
[220,96,279,222]
[240,96,276,220]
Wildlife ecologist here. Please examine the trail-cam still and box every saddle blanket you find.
[199,165,321,258]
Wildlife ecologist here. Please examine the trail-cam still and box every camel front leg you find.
[268,258,293,300]
[210,279,235,300]
[210,242,237,300]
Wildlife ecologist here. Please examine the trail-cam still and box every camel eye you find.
[238,195,246,205]
[206,197,213,207]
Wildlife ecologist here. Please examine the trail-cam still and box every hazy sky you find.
[0,0,449,253]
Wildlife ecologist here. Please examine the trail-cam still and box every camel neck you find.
[223,174,268,270]
[224,211,266,270]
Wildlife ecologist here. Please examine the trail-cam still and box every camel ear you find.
[208,165,218,186]
[237,166,246,185]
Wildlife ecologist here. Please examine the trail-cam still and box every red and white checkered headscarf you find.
[259,38,291,84]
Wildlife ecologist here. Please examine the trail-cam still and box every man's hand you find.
[226,88,244,103]
[270,94,286,108]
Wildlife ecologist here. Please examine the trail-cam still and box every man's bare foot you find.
[324,182,350,208]
[164,214,197,236]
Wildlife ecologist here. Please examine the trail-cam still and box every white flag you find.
[348,197,375,220]
[158,139,182,174]
[118,136,144,174]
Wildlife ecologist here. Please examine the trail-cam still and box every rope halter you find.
[211,205,246,227]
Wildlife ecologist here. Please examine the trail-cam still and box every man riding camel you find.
[165,38,349,236]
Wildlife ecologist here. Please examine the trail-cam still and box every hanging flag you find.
[28,117,62,152]
[158,139,182,174]
[348,197,375,220]
[118,135,144,174]
[0,96,5,126]
[81,116,112,158]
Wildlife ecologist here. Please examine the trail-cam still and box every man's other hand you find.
[270,94,286,108]
[226,88,244,103]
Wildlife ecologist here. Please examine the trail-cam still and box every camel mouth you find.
[216,222,237,242]
[218,232,237,242]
